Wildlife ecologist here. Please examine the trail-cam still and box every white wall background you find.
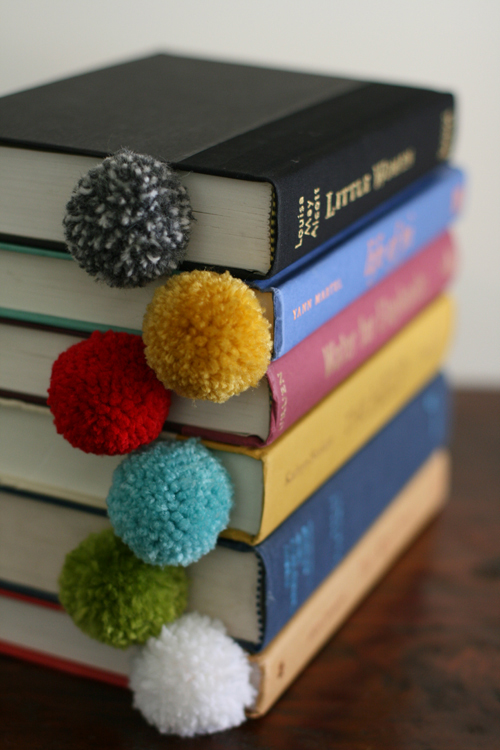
[1,0,499,387]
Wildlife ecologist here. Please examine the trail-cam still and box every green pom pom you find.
[58,529,188,648]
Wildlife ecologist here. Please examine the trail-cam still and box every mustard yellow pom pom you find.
[142,271,272,403]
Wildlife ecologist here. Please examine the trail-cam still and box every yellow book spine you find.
[248,449,450,717]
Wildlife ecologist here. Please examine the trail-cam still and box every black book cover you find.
[0,53,454,277]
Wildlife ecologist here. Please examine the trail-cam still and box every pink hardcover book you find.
[172,230,456,447]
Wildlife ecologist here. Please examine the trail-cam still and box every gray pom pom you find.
[63,150,192,288]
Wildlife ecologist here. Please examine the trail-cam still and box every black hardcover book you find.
[0,53,454,278]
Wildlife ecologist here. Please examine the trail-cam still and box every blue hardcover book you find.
[222,373,451,650]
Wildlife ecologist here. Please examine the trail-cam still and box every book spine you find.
[248,449,450,717]
[265,231,456,444]
[265,165,463,358]
[270,89,455,276]
[253,375,450,651]
[216,293,453,544]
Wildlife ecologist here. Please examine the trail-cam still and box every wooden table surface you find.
[1,389,499,750]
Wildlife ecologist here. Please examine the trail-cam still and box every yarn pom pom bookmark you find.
[130,613,256,737]
[107,439,233,566]
[63,150,192,288]
[143,270,272,403]
[48,331,171,455]
[58,529,188,648]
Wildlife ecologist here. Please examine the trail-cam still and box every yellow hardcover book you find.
[218,294,453,543]
[248,448,450,716]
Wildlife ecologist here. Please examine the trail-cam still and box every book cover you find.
[0,53,454,277]
[0,295,454,543]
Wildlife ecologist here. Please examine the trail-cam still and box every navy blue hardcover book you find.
[226,373,450,651]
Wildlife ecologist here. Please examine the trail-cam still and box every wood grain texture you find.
[1,389,499,750]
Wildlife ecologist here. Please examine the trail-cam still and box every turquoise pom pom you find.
[106,439,233,566]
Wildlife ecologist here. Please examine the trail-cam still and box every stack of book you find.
[0,54,464,735]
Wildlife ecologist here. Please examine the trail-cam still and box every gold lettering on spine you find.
[372,148,416,190]
[437,109,454,161]
[358,315,376,346]
[314,279,342,306]
[325,191,335,220]
[325,174,372,220]
[292,299,312,320]
[276,371,288,433]
[293,277,343,324]
[295,196,305,249]
[296,188,321,247]
[301,146,417,240]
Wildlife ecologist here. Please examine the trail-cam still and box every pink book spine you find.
[266,230,456,442]
[175,231,456,447]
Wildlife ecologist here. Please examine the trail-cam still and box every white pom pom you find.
[130,612,256,736]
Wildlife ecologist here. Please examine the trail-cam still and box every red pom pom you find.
[48,331,170,455]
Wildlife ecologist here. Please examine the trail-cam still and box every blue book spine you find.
[235,374,450,652]
[256,166,464,358]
